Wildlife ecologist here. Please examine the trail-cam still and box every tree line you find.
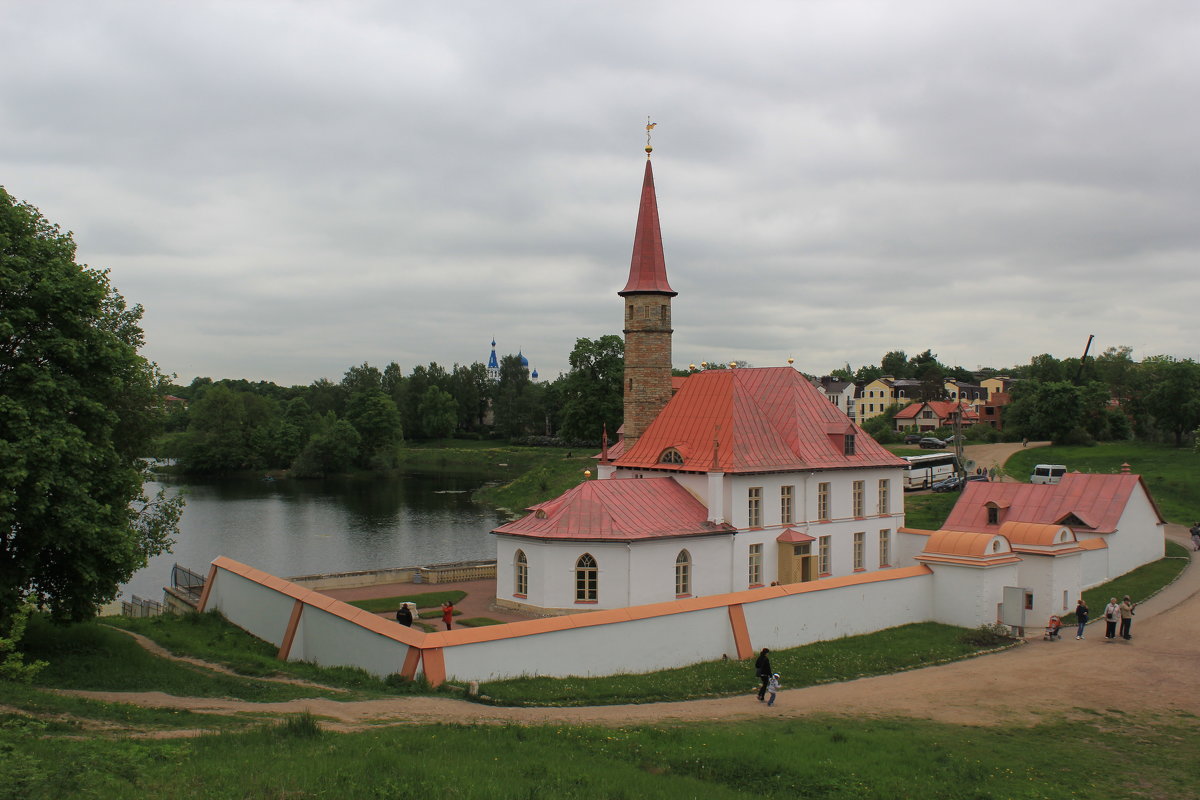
[840,347,1200,447]
[160,335,626,476]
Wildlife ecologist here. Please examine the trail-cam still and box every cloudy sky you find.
[4,1,1198,386]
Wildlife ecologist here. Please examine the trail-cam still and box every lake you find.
[122,473,506,600]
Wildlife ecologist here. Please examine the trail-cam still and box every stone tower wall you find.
[623,293,673,445]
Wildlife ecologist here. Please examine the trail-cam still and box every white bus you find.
[902,453,960,490]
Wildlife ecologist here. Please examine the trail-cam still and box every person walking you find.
[1103,597,1120,641]
[1119,595,1136,641]
[766,673,781,707]
[395,602,413,627]
[441,601,455,630]
[1190,522,1200,551]
[1074,598,1089,639]
[755,648,772,702]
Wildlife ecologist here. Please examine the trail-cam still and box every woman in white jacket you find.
[1103,597,1121,641]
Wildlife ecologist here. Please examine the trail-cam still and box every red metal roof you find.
[943,473,1164,533]
[492,476,733,541]
[618,159,676,297]
[894,401,979,421]
[615,367,906,474]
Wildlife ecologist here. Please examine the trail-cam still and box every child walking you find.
[767,673,781,707]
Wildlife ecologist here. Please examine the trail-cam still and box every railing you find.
[171,563,207,600]
[414,561,496,584]
[121,595,163,617]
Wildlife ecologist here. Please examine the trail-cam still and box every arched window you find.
[659,448,684,464]
[514,550,528,596]
[575,553,598,602]
[675,550,691,596]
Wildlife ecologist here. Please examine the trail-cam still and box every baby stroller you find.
[1043,615,1062,641]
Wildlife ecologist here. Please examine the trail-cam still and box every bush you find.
[958,622,1017,647]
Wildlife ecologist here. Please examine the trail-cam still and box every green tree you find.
[1005,381,1088,444]
[0,188,183,623]
[346,390,402,467]
[290,413,361,477]
[558,335,624,443]
[493,354,540,438]
[880,350,909,378]
[1139,357,1200,446]
[417,386,458,440]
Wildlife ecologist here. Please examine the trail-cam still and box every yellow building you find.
[858,377,920,422]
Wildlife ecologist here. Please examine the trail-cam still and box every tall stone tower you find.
[619,149,676,449]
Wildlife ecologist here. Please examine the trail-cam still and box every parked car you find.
[931,474,964,492]
[918,437,947,449]
[904,433,922,444]
[943,434,965,445]
[964,474,990,484]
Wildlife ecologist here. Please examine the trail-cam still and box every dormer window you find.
[843,434,856,456]
[659,448,684,465]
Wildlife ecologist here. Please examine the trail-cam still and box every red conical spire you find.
[619,158,676,296]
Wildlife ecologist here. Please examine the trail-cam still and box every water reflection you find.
[122,474,505,599]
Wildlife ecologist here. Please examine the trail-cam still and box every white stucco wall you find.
[927,563,1020,628]
[1079,546,1110,589]
[1105,489,1166,576]
[203,569,295,647]
[290,605,412,678]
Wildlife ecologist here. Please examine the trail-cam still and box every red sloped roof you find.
[943,473,1163,533]
[615,367,906,474]
[619,159,676,297]
[492,476,733,541]
[894,401,979,421]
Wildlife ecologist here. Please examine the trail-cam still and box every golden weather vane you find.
[645,117,656,157]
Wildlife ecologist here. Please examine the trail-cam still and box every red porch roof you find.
[492,476,733,541]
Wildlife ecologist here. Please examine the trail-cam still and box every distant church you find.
[492,146,909,613]
[486,339,537,382]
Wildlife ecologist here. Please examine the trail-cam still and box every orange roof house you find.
[893,400,979,431]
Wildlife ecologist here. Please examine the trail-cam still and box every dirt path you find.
[961,440,1049,480]
[66,527,1197,732]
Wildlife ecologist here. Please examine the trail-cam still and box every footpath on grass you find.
[64,525,1199,731]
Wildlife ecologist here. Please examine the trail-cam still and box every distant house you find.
[893,401,979,432]
[943,380,986,406]
[858,377,921,422]
[978,391,1012,431]
[814,376,858,421]
[980,376,1016,400]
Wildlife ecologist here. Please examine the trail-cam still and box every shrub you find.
[958,622,1017,647]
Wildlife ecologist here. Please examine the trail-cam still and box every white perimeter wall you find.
[204,560,963,683]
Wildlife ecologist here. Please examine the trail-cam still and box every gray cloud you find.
[3,0,1198,387]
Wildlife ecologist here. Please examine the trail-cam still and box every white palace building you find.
[198,149,1166,685]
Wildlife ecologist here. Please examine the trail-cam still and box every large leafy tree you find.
[0,188,182,624]
[558,335,624,443]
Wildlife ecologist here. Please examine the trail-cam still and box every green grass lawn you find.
[3,709,1196,799]
[347,589,465,613]
[902,492,960,530]
[1002,441,1200,524]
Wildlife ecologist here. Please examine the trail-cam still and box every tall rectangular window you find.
[879,529,891,567]
[844,434,856,456]
[748,543,763,586]
[853,480,864,517]
[878,479,890,514]
[817,482,830,521]
[853,532,865,570]
[818,535,831,575]
[780,486,794,525]
[748,487,762,527]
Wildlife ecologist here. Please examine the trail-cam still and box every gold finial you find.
[645,117,656,156]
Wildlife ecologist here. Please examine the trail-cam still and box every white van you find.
[1030,464,1067,485]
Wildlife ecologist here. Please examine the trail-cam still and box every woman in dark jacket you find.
[395,603,413,627]
[1074,598,1088,639]
[755,648,772,702]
